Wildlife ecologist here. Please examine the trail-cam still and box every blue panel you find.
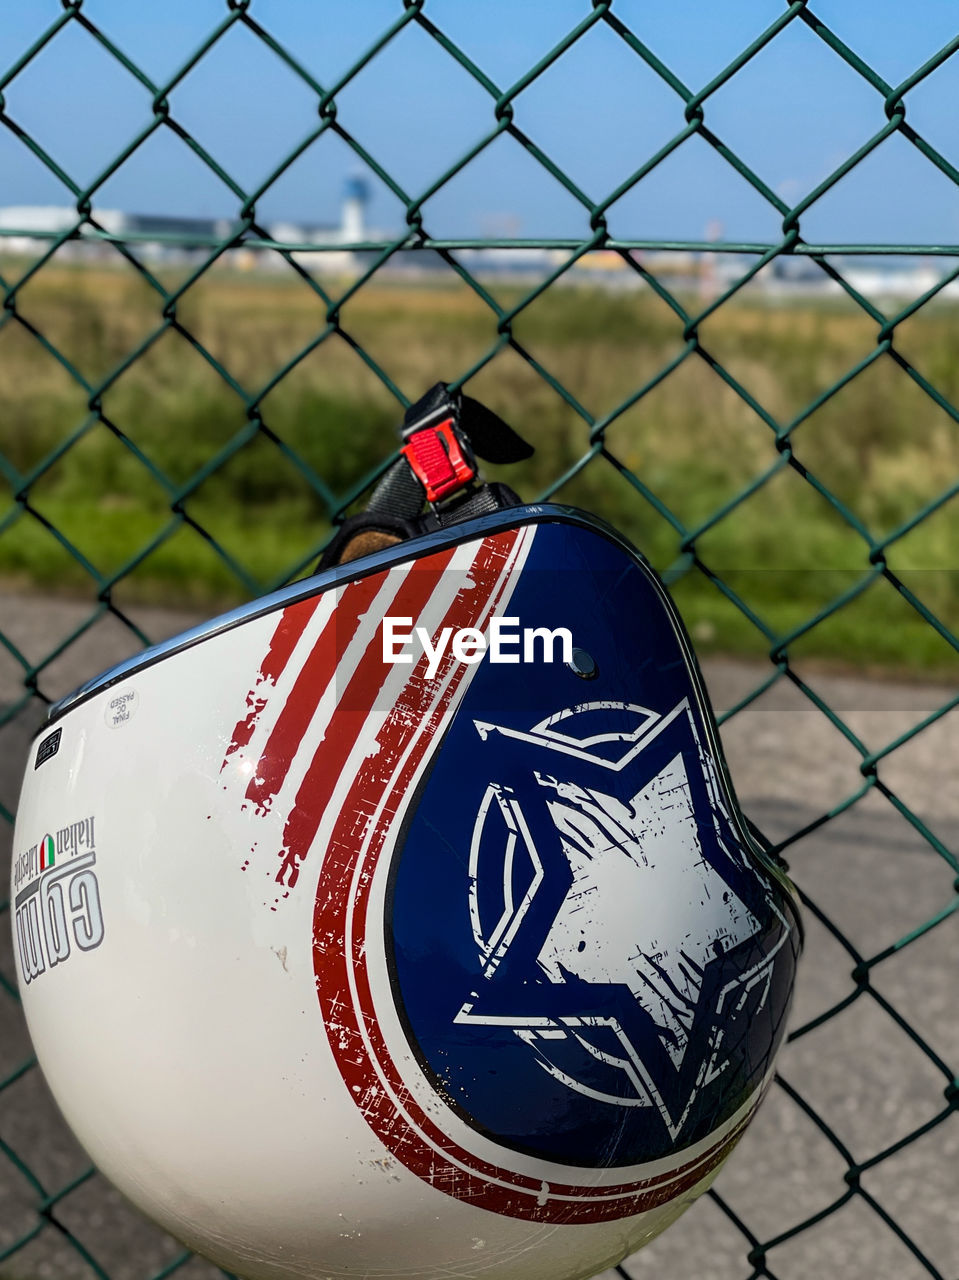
[387,519,799,1168]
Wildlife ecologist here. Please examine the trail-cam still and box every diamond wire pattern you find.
[1,3,958,1278]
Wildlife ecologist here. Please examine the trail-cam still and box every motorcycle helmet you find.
[11,385,801,1280]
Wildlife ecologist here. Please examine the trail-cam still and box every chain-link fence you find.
[1,3,958,1278]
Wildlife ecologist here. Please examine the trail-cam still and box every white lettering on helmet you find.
[382,616,413,663]
[523,626,574,665]
[381,618,573,677]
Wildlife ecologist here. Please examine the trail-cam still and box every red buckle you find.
[401,418,475,503]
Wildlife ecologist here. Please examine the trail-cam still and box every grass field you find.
[2,256,958,675]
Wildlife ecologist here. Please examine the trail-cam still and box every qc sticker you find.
[105,688,139,728]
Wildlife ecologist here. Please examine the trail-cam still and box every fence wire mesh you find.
[1,2,958,1278]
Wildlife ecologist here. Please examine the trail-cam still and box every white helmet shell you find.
[11,507,800,1280]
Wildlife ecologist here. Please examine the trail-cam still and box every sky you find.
[2,0,959,247]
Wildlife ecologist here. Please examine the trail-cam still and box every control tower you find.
[341,175,370,242]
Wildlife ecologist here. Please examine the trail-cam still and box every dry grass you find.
[1,256,958,671]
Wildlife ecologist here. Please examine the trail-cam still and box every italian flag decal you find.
[39,834,55,871]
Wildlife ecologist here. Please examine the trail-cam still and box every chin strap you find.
[319,383,535,570]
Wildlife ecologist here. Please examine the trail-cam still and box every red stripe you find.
[224,598,322,762]
[274,545,458,891]
[313,528,755,1222]
[245,573,385,815]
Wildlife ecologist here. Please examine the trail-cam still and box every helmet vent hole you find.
[567,648,598,680]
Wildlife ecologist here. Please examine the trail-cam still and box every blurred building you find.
[0,176,376,271]
[1,192,954,301]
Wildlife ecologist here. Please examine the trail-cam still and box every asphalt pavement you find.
[1,592,956,1280]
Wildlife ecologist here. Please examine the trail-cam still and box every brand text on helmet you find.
[13,814,105,984]
[382,616,573,679]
